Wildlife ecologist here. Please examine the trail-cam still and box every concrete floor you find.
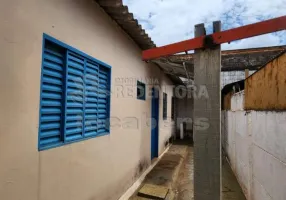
[221,156,247,200]
[130,140,246,200]
[173,143,246,200]
[173,142,194,200]
[130,143,188,200]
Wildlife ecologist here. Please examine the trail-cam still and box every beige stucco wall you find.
[0,1,175,200]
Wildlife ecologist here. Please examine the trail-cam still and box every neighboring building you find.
[221,80,245,110]
[0,1,176,200]
[222,50,286,111]
[245,50,286,110]
[221,50,286,200]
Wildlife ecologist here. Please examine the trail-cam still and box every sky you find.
[123,0,286,50]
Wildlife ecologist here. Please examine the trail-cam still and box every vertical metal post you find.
[245,69,249,79]
[193,21,222,200]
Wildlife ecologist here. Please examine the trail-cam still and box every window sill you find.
[39,132,110,151]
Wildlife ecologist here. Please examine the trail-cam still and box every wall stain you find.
[245,52,286,110]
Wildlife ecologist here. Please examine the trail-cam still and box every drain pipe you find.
[183,62,190,82]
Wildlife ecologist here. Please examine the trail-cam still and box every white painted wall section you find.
[222,93,286,200]
[231,91,245,111]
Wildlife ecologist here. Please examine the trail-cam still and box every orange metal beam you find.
[142,15,286,60]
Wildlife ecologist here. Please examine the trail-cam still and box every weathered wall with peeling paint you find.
[0,1,175,200]
[245,52,286,110]
[222,94,286,200]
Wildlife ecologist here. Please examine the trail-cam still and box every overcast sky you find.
[123,0,286,50]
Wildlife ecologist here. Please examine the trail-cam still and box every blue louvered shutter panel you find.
[84,60,99,137]
[65,51,85,142]
[39,42,65,148]
[39,35,111,150]
[98,66,109,133]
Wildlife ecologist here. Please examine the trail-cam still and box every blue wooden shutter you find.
[98,66,109,133]
[39,42,65,148]
[84,60,99,137]
[65,51,85,142]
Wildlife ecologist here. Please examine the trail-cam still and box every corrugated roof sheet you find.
[95,0,156,50]
[95,0,183,84]
[151,45,286,79]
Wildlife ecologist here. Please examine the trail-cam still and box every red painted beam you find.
[142,15,286,60]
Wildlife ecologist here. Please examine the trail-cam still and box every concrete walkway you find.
[222,157,247,200]
[130,143,188,200]
[130,140,246,200]
[173,143,246,200]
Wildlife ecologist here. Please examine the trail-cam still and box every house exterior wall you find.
[0,1,175,200]
[222,93,286,200]
[175,97,193,137]
[245,52,286,110]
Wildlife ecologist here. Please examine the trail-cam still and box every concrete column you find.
[193,22,222,200]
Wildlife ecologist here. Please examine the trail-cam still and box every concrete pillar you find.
[193,22,222,200]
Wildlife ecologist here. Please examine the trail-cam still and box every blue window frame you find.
[38,34,111,151]
[137,81,146,100]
